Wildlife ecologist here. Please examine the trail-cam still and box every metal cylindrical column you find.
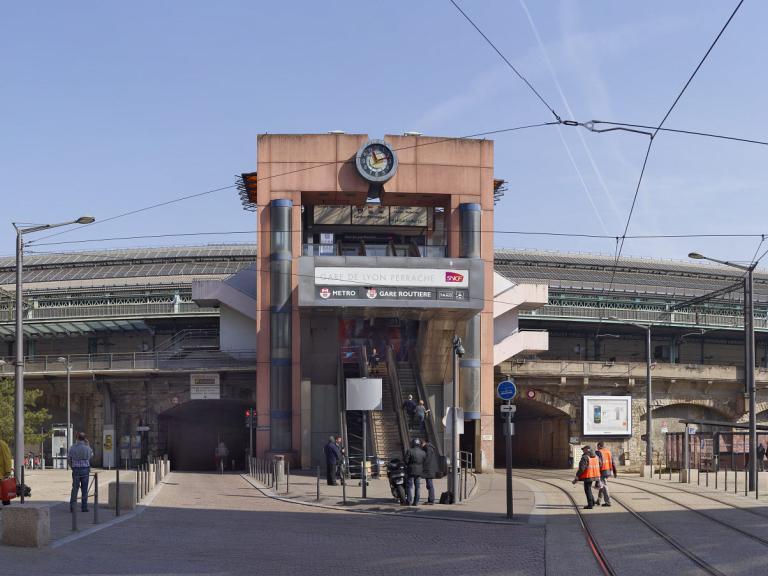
[14,231,25,478]
[459,203,481,419]
[746,268,757,492]
[270,199,293,451]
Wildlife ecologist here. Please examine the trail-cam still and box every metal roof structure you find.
[494,248,768,303]
[0,244,257,294]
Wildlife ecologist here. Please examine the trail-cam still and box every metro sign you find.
[445,271,464,283]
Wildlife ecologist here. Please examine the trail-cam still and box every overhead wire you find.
[448,0,561,122]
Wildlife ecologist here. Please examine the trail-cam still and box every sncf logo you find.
[445,272,464,283]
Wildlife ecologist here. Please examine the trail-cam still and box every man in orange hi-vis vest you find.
[596,441,618,507]
[572,445,601,509]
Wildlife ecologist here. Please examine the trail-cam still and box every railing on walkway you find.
[0,349,257,375]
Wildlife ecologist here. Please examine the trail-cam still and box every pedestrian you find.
[757,441,766,472]
[595,441,617,507]
[335,436,346,482]
[421,439,439,505]
[404,438,426,506]
[572,445,601,509]
[323,435,341,485]
[402,395,417,424]
[415,400,430,431]
[67,432,93,512]
[215,441,229,472]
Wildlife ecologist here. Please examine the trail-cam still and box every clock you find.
[355,139,398,184]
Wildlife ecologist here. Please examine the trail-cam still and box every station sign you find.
[316,286,468,302]
[315,267,469,288]
[190,373,220,400]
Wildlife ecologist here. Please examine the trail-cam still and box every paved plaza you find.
[3,468,768,575]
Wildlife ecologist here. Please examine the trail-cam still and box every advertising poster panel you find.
[582,395,632,436]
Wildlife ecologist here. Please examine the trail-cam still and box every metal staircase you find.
[370,373,404,460]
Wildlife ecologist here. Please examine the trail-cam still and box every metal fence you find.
[0,349,257,375]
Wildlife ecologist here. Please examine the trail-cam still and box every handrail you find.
[359,345,379,459]
[408,347,442,458]
[386,345,410,458]
[337,353,348,471]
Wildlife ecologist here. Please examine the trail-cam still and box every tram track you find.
[517,472,727,576]
[609,475,768,521]
[605,476,768,547]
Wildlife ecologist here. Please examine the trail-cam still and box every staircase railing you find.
[153,328,219,352]
[408,347,442,458]
[386,345,410,458]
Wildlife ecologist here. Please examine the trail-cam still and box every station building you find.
[8,132,768,476]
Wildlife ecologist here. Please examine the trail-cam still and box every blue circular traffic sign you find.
[497,379,517,401]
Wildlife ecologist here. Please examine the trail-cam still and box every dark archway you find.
[158,400,251,471]
[495,398,570,468]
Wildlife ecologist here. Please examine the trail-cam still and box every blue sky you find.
[2,1,766,267]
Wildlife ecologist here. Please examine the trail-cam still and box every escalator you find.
[339,346,375,478]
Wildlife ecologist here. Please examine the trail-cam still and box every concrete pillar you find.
[459,203,481,419]
[270,199,293,451]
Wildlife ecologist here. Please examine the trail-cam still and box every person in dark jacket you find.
[405,438,427,506]
[421,439,439,505]
[402,395,417,425]
[323,435,341,485]
[758,442,766,472]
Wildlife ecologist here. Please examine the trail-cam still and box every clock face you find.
[355,139,398,183]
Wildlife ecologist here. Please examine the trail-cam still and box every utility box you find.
[51,426,72,469]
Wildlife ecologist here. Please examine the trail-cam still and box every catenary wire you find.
[586,121,768,147]
[25,122,558,246]
[604,0,745,291]
[448,0,560,122]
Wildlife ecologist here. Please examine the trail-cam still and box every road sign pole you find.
[506,399,513,520]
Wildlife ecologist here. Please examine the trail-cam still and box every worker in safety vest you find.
[572,445,601,509]
[595,441,617,507]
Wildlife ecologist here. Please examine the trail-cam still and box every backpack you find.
[439,491,454,505]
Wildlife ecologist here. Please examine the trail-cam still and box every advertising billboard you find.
[582,395,632,436]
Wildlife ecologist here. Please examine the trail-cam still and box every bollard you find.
[706,469,709,488]
[342,470,347,505]
[20,465,25,504]
[726,468,729,492]
[116,467,121,517]
[94,473,99,524]
[464,467,468,500]
[136,469,140,502]
[745,466,748,497]
[316,466,320,501]
[286,461,290,494]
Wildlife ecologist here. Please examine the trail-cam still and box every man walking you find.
[404,438,426,506]
[402,395,417,425]
[67,432,93,512]
[323,435,341,485]
[421,439,439,505]
[595,441,617,507]
[572,445,601,509]
[757,441,766,472]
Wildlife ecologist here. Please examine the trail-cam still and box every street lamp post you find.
[608,317,653,469]
[451,335,465,502]
[690,251,757,492]
[12,216,94,478]
[57,356,71,469]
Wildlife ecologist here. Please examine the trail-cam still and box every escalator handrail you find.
[338,353,348,467]
[358,344,379,459]
[386,345,410,458]
[407,347,442,458]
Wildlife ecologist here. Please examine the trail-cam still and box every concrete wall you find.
[220,305,256,352]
